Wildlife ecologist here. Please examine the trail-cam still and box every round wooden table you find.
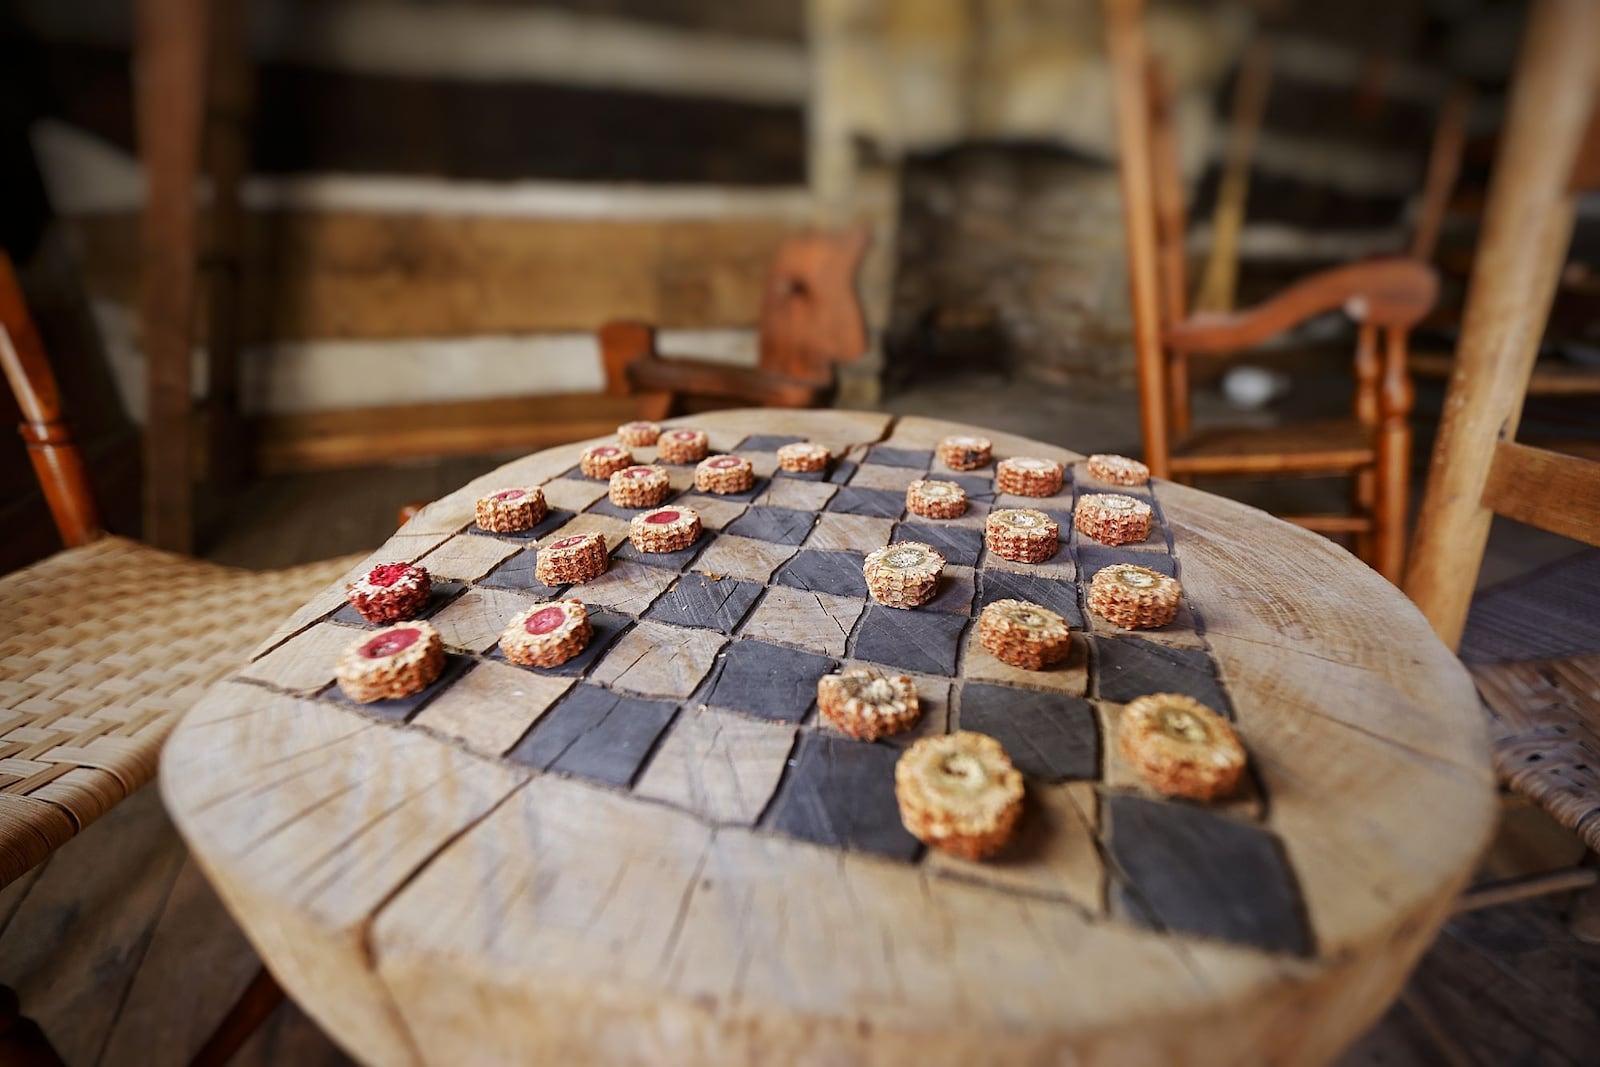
[163,410,1496,1066]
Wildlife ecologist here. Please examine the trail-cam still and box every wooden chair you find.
[1103,0,1439,583]
[599,226,870,417]
[1404,0,1600,931]
[0,252,358,1061]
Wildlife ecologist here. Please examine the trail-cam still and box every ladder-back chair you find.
[598,227,870,417]
[1405,0,1600,929]
[1103,0,1440,582]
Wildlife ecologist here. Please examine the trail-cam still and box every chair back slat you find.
[1484,443,1600,548]
[1405,0,1600,649]
[0,254,103,547]
[756,227,870,386]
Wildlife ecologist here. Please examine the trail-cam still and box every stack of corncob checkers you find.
[331,424,1247,866]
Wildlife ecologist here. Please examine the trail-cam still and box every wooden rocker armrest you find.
[1164,257,1439,355]
[624,358,829,408]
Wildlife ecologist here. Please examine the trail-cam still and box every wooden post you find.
[135,0,211,553]
[0,255,102,547]
[1374,327,1414,582]
[1102,0,1172,477]
[1351,322,1379,564]
[1404,0,1597,647]
[204,0,253,491]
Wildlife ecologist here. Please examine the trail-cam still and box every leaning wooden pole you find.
[1404,0,1598,648]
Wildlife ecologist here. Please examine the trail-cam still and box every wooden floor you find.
[4,385,1597,1065]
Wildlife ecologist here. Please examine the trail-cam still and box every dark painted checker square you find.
[478,550,568,597]
[645,572,764,634]
[893,522,984,568]
[724,506,817,546]
[612,530,716,570]
[921,571,976,616]
[865,444,934,468]
[701,639,836,723]
[681,476,771,505]
[774,550,869,599]
[585,495,668,521]
[1093,637,1231,716]
[948,473,999,502]
[826,486,905,519]
[850,606,968,676]
[774,458,856,484]
[488,608,630,677]
[957,683,1098,781]
[977,570,1083,627]
[737,434,808,451]
[1104,794,1312,956]
[321,652,474,723]
[764,732,923,861]
[471,507,575,542]
[506,683,678,788]
[1074,545,1178,579]
[328,581,468,627]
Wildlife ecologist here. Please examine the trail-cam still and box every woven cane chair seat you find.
[0,536,357,885]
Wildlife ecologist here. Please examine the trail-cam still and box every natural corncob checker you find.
[1087,563,1182,629]
[345,561,431,624]
[580,444,634,480]
[608,465,671,509]
[776,441,830,472]
[694,454,756,495]
[938,434,992,471]
[629,506,702,553]
[1119,693,1246,802]
[657,428,710,464]
[335,621,446,704]
[616,420,661,447]
[475,487,548,533]
[905,478,967,519]
[499,599,593,669]
[977,599,1073,671]
[863,542,946,609]
[1074,493,1154,546]
[996,456,1065,496]
[985,508,1060,563]
[535,532,609,585]
[817,669,921,741]
[1086,453,1150,486]
[895,731,1024,860]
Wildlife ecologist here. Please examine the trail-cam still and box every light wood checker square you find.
[416,534,521,582]
[239,623,355,694]
[805,512,895,554]
[587,622,726,699]
[412,661,574,757]
[849,463,921,492]
[739,586,866,658]
[757,477,839,512]
[428,587,540,654]
[1096,700,1264,820]
[673,495,748,531]
[573,559,679,617]
[541,512,631,553]
[927,783,1105,915]
[961,631,1090,697]
[537,477,608,513]
[633,705,797,825]
[691,535,798,583]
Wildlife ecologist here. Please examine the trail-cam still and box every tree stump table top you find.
[163,409,1496,1067]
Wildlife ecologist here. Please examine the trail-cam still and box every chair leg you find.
[0,985,66,1067]
[189,966,284,1067]
[1569,851,1600,944]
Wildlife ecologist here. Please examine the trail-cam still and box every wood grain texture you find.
[1482,442,1600,549]
[163,410,1494,1066]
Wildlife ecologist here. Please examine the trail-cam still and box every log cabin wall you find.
[13,0,815,475]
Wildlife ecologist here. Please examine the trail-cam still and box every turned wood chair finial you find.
[0,253,102,548]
